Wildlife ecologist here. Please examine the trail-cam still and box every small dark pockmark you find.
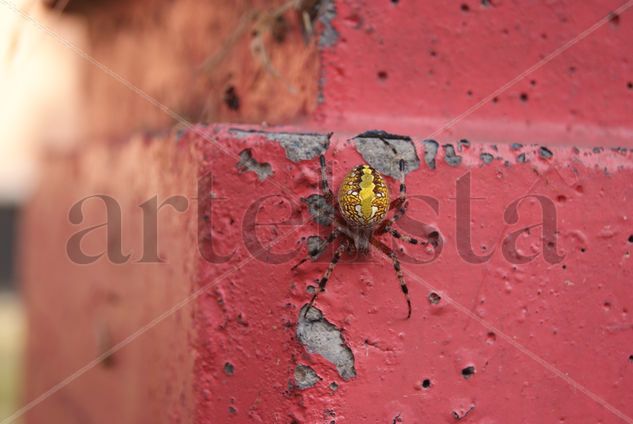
[428,292,442,304]
[461,365,476,379]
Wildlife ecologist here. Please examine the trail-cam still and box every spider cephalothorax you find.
[293,139,426,319]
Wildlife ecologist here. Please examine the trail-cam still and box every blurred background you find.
[1,0,86,418]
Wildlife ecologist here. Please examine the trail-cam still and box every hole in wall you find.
[609,11,620,26]
[461,3,470,12]
[422,378,431,389]
[519,92,529,102]
[377,70,388,80]
[428,292,442,304]
[461,365,476,379]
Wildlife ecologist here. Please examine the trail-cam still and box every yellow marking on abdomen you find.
[358,166,376,220]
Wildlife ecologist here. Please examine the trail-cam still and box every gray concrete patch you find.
[236,149,273,181]
[294,364,321,389]
[297,305,356,381]
[353,130,420,178]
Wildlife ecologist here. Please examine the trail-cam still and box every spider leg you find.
[370,237,412,319]
[319,154,334,202]
[304,242,347,317]
[292,229,340,270]
[386,227,427,246]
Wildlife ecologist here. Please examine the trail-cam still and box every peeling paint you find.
[539,146,554,159]
[511,143,523,151]
[422,139,439,170]
[303,194,336,226]
[294,365,321,389]
[443,144,462,167]
[307,235,327,260]
[296,305,356,381]
[230,129,330,162]
[236,149,273,181]
[480,152,494,164]
[353,130,420,177]
[318,0,339,48]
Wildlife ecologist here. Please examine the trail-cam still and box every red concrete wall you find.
[316,0,633,147]
[192,128,633,423]
[16,0,633,423]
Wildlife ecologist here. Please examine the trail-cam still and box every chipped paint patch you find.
[236,149,272,181]
[230,129,331,162]
[318,0,339,48]
[303,194,336,226]
[442,144,462,167]
[297,305,356,381]
[294,365,321,389]
[307,235,327,260]
[352,130,420,178]
[422,139,439,170]
[480,152,494,164]
[539,146,554,159]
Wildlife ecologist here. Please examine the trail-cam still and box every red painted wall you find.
[191,127,633,423]
[316,0,633,147]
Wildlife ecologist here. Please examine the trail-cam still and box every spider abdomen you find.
[338,165,390,228]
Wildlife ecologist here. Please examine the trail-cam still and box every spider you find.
[293,139,426,319]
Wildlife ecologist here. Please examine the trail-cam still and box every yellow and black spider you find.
[293,137,425,319]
